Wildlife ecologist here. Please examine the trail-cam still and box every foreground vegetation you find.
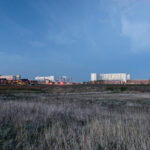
[0,92,150,150]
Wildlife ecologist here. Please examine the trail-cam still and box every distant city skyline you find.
[1,0,150,81]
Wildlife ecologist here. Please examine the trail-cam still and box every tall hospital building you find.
[91,73,130,82]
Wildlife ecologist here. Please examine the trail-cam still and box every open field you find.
[1,84,150,93]
[0,86,150,150]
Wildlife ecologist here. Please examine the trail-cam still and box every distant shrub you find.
[120,87,127,92]
[106,87,114,91]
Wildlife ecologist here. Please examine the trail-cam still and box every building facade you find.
[35,76,55,82]
[91,73,97,81]
[0,75,21,80]
[35,75,73,83]
[91,73,130,82]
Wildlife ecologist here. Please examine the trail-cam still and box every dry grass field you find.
[0,86,150,150]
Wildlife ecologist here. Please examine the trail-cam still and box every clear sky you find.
[0,0,150,81]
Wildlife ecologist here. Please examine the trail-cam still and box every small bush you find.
[120,87,127,92]
[106,87,114,91]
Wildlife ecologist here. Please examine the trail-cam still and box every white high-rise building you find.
[91,73,97,81]
[91,73,130,82]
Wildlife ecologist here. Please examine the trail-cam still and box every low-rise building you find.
[0,75,21,80]
[126,80,150,84]
[0,79,8,85]
[35,76,55,82]
[35,75,73,83]
[17,79,30,85]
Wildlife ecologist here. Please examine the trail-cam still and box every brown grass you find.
[0,92,150,150]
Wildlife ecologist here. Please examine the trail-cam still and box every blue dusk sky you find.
[0,0,150,81]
